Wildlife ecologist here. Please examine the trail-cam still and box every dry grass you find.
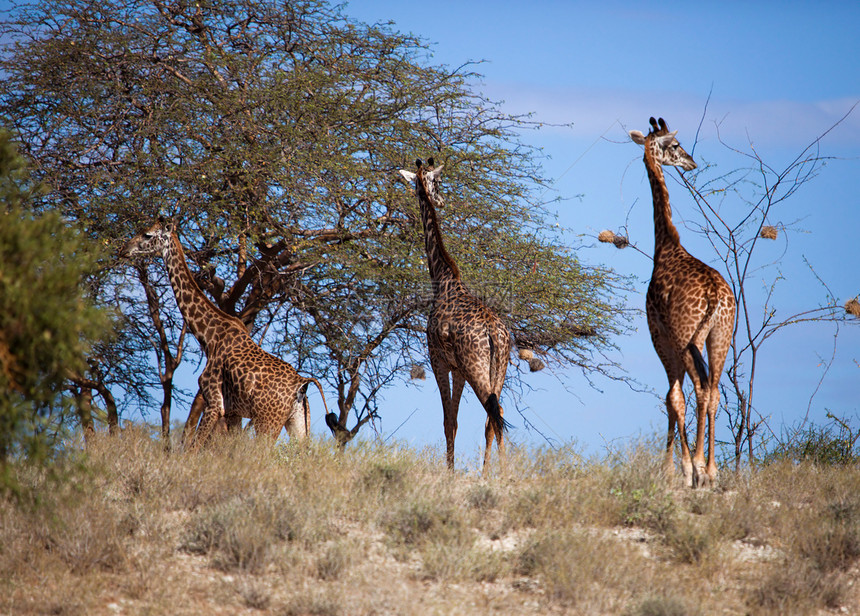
[1,427,860,615]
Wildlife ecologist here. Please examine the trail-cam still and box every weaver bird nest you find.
[760,225,778,240]
[516,347,545,371]
[528,358,545,372]
[409,364,426,381]
[598,229,630,249]
[845,297,860,318]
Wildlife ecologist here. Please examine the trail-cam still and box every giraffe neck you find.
[162,233,238,352]
[644,140,681,253]
[416,177,461,284]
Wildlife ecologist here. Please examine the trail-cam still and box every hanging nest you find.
[760,225,778,240]
[845,297,860,317]
[409,364,426,381]
[518,348,534,361]
[598,229,615,243]
[597,229,629,249]
[528,358,545,372]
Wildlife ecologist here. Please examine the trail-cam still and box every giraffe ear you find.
[398,169,417,183]
[427,164,444,181]
[656,132,679,148]
[629,130,646,145]
[160,216,176,233]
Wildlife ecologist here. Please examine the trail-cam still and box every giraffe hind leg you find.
[703,324,732,486]
[666,377,694,487]
[687,342,709,389]
[681,344,712,488]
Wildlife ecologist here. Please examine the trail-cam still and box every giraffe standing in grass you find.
[121,217,328,448]
[629,118,736,488]
[399,158,511,473]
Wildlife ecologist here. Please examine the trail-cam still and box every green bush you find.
[0,129,113,497]
[765,414,860,466]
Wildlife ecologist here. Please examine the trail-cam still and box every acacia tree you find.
[0,0,630,442]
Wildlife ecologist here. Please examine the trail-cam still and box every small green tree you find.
[0,128,112,494]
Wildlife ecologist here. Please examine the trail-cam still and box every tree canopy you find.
[0,0,631,441]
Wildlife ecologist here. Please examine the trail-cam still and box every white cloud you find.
[485,83,860,151]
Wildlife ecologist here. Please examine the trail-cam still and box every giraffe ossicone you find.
[121,217,329,449]
[630,117,735,489]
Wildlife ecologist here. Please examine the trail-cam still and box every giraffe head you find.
[629,117,696,171]
[120,217,175,260]
[398,157,446,207]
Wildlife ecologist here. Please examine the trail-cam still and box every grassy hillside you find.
[2,429,859,615]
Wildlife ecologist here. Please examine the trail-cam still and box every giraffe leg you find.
[189,368,225,451]
[442,392,457,471]
[447,373,466,468]
[653,328,692,485]
[192,404,223,451]
[703,324,732,486]
[667,377,694,487]
[430,351,458,469]
[224,413,243,431]
[664,395,677,479]
[702,385,720,487]
[690,385,710,489]
[681,344,711,488]
[252,415,281,441]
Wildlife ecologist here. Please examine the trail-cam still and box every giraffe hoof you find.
[692,464,713,489]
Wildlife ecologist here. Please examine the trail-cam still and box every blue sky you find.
[322,1,860,465]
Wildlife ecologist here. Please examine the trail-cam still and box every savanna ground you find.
[2,428,860,616]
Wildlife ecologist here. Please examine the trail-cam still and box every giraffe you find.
[399,158,511,473]
[629,117,736,488]
[121,217,328,448]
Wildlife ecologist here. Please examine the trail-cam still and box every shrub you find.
[662,515,717,565]
[765,414,860,466]
[748,560,846,614]
[516,529,641,610]
[315,540,358,581]
[626,595,701,616]
[182,492,302,573]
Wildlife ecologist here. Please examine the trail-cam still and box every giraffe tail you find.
[304,377,330,435]
[485,332,510,433]
[687,343,709,389]
[687,290,720,390]
[306,377,330,416]
[483,393,510,434]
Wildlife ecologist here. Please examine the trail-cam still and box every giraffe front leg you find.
[430,352,457,469]
[188,369,225,451]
